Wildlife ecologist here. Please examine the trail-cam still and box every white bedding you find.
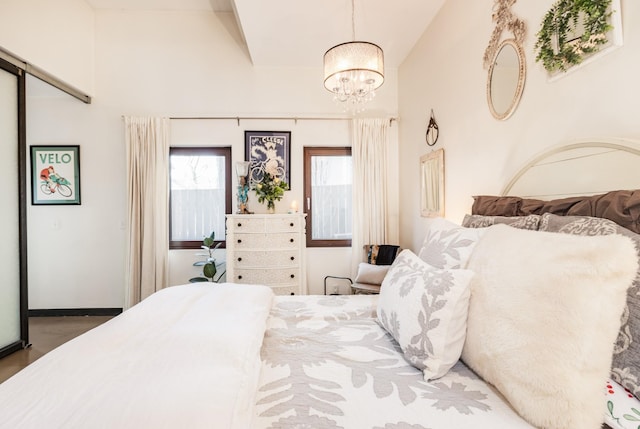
[255,294,534,429]
[0,283,273,429]
[0,284,616,428]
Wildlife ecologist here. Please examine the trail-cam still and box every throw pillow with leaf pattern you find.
[418,218,485,269]
[377,249,474,381]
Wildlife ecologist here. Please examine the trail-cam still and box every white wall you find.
[26,84,126,309]
[398,0,640,253]
[0,0,95,94]
[4,6,400,307]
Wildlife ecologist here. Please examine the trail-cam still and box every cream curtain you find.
[351,118,390,275]
[124,117,170,309]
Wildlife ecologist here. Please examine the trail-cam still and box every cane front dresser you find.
[226,213,307,295]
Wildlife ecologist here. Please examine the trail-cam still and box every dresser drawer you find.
[265,216,301,232]
[271,285,299,296]
[232,250,300,268]
[231,268,300,285]
[231,233,300,249]
[230,217,265,233]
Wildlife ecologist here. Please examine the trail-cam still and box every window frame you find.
[303,146,352,248]
[169,146,232,250]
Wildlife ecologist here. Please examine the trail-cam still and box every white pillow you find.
[377,249,474,381]
[418,217,485,269]
[354,263,390,285]
[462,224,638,429]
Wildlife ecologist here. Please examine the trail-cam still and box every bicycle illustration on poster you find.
[244,131,291,189]
[31,145,81,205]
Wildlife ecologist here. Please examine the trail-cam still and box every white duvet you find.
[0,283,273,429]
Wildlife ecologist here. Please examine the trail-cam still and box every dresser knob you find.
[290,256,295,261]
[237,222,242,227]
[290,222,294,227]
[238,275,243,280]
[238,257,242,262]
[290,292,295,295]
[237,239,242,243]
[289,238,294,243]
[290,274,295,279]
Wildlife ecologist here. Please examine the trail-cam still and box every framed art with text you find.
[31,145,81,205]
[244,131,291,189]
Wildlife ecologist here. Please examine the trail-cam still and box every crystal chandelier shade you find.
[322,0,384,110]
[323,41,384,106]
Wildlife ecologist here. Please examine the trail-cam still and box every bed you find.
[1,139,640,429]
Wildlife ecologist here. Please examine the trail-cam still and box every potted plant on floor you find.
[189,231,226,283]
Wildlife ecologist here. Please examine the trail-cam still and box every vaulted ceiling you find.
[84,0,445,69]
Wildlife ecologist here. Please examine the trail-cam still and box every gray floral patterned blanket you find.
[254,295,534,429]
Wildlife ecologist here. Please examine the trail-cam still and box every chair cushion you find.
[354,263,390,285]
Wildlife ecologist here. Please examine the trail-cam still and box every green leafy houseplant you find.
[254,173,289,211]
[535,0,613,73]
[189,231,226,283]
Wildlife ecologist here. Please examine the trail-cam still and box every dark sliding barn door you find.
[0,57,28,359]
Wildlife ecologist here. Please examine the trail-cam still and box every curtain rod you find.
[166,115,397,126]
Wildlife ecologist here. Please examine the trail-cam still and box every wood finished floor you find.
[0,316,113,384]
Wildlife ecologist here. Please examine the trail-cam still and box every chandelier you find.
[323,0,384,110]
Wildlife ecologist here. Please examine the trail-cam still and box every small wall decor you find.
[420,149,444,218]
[425,110,439,147]
[244,131,291,189]
[535,0,622,75]
[31,145,81,205]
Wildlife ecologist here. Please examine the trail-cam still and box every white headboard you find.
[502,138,640,198]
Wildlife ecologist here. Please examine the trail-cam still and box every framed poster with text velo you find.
[30,145,81,205]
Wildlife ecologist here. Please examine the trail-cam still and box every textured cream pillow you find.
[377,250,474,381]
[462,224,638,429]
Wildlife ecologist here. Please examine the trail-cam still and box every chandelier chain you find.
[351,0,356,41]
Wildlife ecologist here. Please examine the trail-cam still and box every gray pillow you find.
[462,214,541,230]
[539,213,640,400]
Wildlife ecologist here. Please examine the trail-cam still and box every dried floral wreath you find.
[535,0,613,73]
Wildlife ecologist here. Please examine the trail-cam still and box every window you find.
[169,147,231,249]
[303,147,352,247]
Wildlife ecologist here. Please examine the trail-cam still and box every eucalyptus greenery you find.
[254,173,288,211]
[535,0,613,73]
